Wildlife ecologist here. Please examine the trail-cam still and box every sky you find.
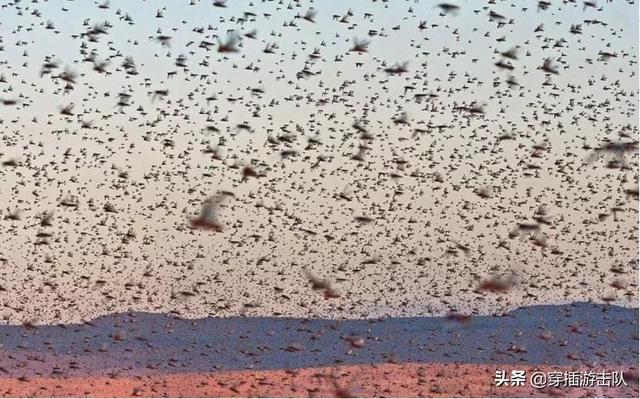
[0,0,638,324]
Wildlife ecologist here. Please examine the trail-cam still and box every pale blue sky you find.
[0,0,637,324]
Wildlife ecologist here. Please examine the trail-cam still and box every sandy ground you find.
[1,363,637,398]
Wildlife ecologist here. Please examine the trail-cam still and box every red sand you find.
[1,363,637,398]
